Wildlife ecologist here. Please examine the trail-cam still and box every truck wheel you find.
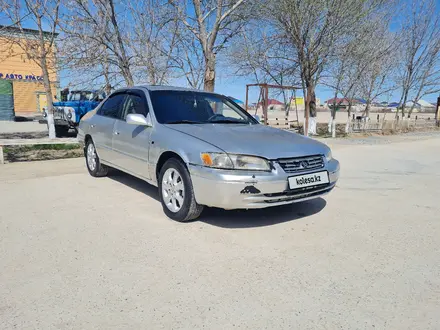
[158,158,204,222]
[85,139,108,177]
[55,125,69,138]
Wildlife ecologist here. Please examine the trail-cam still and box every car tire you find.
[158,158,204,222]
[55,125,69,138]
[85,139,108,177]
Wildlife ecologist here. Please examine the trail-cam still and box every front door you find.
[112,90,152,179]
[37,94,47,112]
[93,93,126,163]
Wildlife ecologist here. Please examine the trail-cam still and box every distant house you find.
[267,99,284,106]
[387,100,435,112]
[415,99,435,109]
[326,98,365,108]
[256,98,286,112]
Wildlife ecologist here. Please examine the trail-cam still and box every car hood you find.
[165,124,329,159]
[53,101,79,108]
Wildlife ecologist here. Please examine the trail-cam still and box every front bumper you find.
[41,109,76,127]
[189,159,340,209]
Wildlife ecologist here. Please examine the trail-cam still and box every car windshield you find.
[150,90,257,125]
[69,92,94,101]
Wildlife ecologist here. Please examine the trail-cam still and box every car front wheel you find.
[158,158,204,222]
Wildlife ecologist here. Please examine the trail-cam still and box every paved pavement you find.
[0,137,78,146]
[0,121,47,134]
[1,135,440,329]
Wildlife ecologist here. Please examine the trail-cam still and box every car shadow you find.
[198,199,326,228]
[108,169,160,201]
[107,171,327,228]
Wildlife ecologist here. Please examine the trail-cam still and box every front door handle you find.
[90,124,95,128]
[114,131,120,135]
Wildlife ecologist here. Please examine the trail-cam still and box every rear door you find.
[112,90,153,179]
[92,93,126,163]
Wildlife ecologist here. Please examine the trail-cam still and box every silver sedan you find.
[78,86,340,221]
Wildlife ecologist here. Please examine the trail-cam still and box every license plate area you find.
[288,171,329,190]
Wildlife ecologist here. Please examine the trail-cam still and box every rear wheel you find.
[85,139,108,177]
[158,158,204,222]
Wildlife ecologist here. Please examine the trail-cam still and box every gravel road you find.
[1,134,439,329]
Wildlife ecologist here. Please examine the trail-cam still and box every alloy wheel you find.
[161,168,185,212]
[87,143,97,171]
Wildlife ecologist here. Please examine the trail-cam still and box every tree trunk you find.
[304,82,315,136]
[400,90,409,119]
[345,106,351,133]
[42,67,56,139]
[204,53,216,92]
[121,64,134,86]
[108,0,134,86]
[38,39,55,138]
[365,100,371,119]
[329,91,338,135]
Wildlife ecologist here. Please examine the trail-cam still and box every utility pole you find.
[436,96,440,126]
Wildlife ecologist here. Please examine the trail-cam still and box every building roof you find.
[416,99,435,107]
[267,99,284,105]
[0,24,59,37]
[326,97,351,105]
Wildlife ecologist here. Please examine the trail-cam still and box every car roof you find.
[137,85,201,92]
[111,85,229,97]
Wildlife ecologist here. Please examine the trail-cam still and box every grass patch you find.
[3,143,83,163]
[3,143,81,153]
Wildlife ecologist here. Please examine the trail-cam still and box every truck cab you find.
[43,90,106,137]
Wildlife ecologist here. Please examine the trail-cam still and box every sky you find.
[2,4,439,106]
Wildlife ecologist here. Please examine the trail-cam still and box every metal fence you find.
[349,114,439,133]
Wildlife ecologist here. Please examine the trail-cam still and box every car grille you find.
[263,184,334,204]
[54,108,65,120]
[277,155,324,173]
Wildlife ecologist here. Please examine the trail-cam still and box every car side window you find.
[98,94,125,119]
[121,93,149,120]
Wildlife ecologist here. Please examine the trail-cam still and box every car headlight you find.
[325,150,332,162]
[200,152,271,171]
[67,111,72,119]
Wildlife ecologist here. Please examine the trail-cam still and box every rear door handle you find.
[90,124,95,128]
[114,131,120,135]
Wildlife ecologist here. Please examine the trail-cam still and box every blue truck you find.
[43,90,106,137]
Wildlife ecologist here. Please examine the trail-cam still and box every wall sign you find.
[0,73,43,81]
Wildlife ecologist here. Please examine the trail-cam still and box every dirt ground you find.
[0,133,439,329]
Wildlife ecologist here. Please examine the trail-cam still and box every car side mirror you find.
[126,113,152,127]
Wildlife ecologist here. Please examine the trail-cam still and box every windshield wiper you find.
[208,119,247,124]
[166,120,202,124]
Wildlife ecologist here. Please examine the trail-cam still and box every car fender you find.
[149,125,225,184]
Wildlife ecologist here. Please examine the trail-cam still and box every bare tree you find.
[61,0,134,88]
[169,0,250,92]
[1,0,61,138]
[231,25,299,87]
[266,0,387,136]
[396,0,440,118]
[360,54,397,119]
[324,16,396,136]
[170,30,205,89]
[127,0,180,85]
